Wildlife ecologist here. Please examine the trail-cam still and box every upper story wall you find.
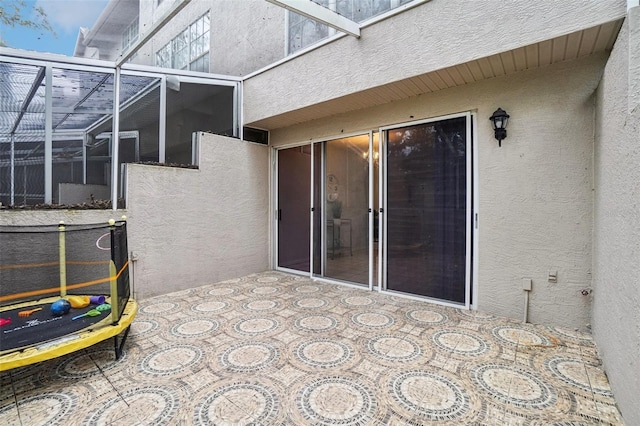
[136,0,285,76]
[209,1,286,76]
[243,0,626,126]
[76,0,286,76]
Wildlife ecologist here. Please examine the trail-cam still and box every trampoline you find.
[0,219,136,371]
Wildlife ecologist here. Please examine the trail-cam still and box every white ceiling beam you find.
[266,0,360,38]
[52,107,114,114]
[10,66,45,134]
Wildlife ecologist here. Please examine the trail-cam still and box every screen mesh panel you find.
[0,226,59,304]
[0,221,131,354]
[0,221,130,313]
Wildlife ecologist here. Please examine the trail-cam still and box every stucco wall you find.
[244,0,625,125]
[125,133,270,299]
[209,1,285,76]
[593,11,640,425]
[0,134,269,301]
[269,54,606,331]
[136,0,285,76]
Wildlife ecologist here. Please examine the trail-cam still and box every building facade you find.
[74,0,285,76]
[7,0,639,423]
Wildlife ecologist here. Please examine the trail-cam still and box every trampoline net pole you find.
[109,260,119,324]
[58,222,67,296]
[109,220,119,324]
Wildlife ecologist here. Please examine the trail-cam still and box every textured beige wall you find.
[0,134,269,301]
[136,0,285,75]
[244,0,625,124]
[209,1,285,76]
[269,54,606,331]
[593,11,640,425]
[124,133,270,299]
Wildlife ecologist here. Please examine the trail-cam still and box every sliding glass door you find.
[275,113,473,307]
[383,114,471,306]
[276,135,376,286]
[277,146,311,272]
[312,135,374,286]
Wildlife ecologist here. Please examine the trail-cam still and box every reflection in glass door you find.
[312,135,376,286]
[383,114,471,305]
[277,146,311,272]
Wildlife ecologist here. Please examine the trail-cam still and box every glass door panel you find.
[385,116,468,304]
[277,146,311,272]
[312,135,372,285]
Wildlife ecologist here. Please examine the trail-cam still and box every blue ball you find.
[51,299,71,316]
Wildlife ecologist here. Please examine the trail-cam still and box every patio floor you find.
[0,271,623,425]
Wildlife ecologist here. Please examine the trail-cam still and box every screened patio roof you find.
[0,48,241,146]
[0,61,156,136]
[0,47,242,207]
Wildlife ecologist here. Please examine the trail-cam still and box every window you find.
[155,13,210,72]
[288,1,329,54]
[122,17,139,52]
[172,29,189,69]
[288,0,415,54]
[156,43,171,68]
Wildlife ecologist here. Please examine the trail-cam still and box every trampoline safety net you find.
[0,220,130,353]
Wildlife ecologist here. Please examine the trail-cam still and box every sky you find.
[0,0,109,56]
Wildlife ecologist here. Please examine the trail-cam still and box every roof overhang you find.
[84,0,140,46]
[244,19,624,130]
[76,0,141,60]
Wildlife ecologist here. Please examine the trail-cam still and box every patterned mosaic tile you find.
[0,271,625,425]
[290,373,379,425]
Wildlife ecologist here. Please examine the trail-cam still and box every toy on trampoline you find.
[0,218,137,371]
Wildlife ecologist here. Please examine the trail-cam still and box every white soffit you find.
[85,0,140,45]
[266,0,360,37]
[247,20,624,130]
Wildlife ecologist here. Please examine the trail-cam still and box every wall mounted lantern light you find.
[489,108,509,147]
